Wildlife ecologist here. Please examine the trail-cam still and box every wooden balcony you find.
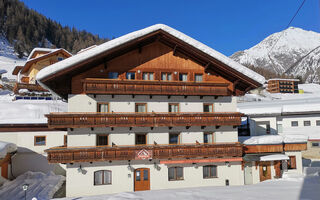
[45,142,243,163]
[82,78,231,96]
[46,112,244,128]
[13,82,48,94]
[244,143,307,154]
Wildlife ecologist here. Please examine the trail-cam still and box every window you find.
[277,124,282,134]
[168,167,183,181]
[169,133,180,144]
[204,133,213,144]
[108,72,118,79]
[312,142,320,147]
[161,73,172,81]
[266,124,271,134]
[135,134,147,145]
[94,170,112,185]
[203,104,213,112]
[126,72,135,80]
[57,57,64,61]
[135,103,147,113]
[142,72,154,80]
[169,103,179,113]
[195,74,203,82]
[97,134,108,146]
[34,136,46,146]
[203,165,217,178]
[304,121,311,126]
[97,103,109,112]
[179,73,188,81]
[288,156,296,169]
[291,121,298,127]
[64,135,67,146]
[316,120,320,126]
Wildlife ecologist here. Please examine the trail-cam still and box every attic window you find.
[108,72,119,79]
[57,57,64,61]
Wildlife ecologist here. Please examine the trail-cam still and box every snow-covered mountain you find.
[231,27,320,82]
[0,35,26,80]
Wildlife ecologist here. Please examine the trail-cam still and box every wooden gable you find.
[40,30,261,99]
[71,41,232,94]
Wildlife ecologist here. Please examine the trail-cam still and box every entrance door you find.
[274,161,281,178]
[259,161,271,182]
[244,162,253,185]
[134,168,150,191]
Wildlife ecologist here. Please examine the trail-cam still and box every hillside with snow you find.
[0,36,26,80]
[231,27,320,82]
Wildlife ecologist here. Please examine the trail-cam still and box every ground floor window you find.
[312,142,320,147]
[34,136,46,146]
[94,170,112,185]
[203,165,217,178]
[288,156,296,169]
[168,167,183,181]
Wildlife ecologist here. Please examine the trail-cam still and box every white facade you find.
[0,130,66,176]
[66,161,243,197]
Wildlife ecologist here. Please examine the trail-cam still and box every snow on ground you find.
[58,173,320,200]
[0,141,17,158]
[0,171,65,200]
[0,36,26,80]
[0,94,67,124]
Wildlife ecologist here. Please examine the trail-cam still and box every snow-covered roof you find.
[260,154,289,161]
[27,48,60,60]
[36,24,265,85]
[240,135,307,145]
[0,141,17,158]
[268,78,299,82]
[238,98,320,116]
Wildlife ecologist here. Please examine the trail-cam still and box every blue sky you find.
[21,0,320,56]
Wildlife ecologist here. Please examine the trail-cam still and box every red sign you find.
[135,149,152,160]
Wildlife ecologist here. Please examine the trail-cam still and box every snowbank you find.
[241,135,307,145]
[260,154,289,161]
[0,141,17,158]
[0,171,65,200]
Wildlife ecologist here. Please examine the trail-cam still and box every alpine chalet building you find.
[37,24,265,197]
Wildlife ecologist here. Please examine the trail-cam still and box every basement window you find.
[34,136,46,146]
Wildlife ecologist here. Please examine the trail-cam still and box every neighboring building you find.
[0,124,67,177]
[0,69,7,80]
[267,78,299,93]
[238,99,319,160]
[36,24,305,197]
[12,48,72,94]
[0,141,17,184]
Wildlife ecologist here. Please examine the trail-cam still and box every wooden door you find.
[1,161,8,179]
[134,168,150,191]
[259,161,271,182]
[274,161,281,178]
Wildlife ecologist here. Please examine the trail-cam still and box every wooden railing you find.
[46,112,244,128]
[13,83,48,94]
[45,143,243,163]
[82,78,231,96]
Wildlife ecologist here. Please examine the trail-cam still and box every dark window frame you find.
[203,103,214,112]
[34,136,46,146]
[204,132,214,144]
[168,103,179,113]
[97,102,110,112]
[126,72,136,80]
[135,103,147,113]
[203,165,217,179]
[135,133,147,145]
[96,134,109,146]
[304,121,311,126]
[94,170,112,185]
[291,121,298,127]
[168,167,184,181]
[169,133,180,144]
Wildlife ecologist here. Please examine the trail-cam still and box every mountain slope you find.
[231,27,320,82]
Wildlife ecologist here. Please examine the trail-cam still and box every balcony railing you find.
[46,112,244,128]
[82,78,231,96]
[45,142,243,163]
[13,83,48,94]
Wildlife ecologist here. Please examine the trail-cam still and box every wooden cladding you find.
[13,83,48,94]
[82,78,231,96]
[244,143,307,154]
[46,112,244,128]
[45,142,243,163]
